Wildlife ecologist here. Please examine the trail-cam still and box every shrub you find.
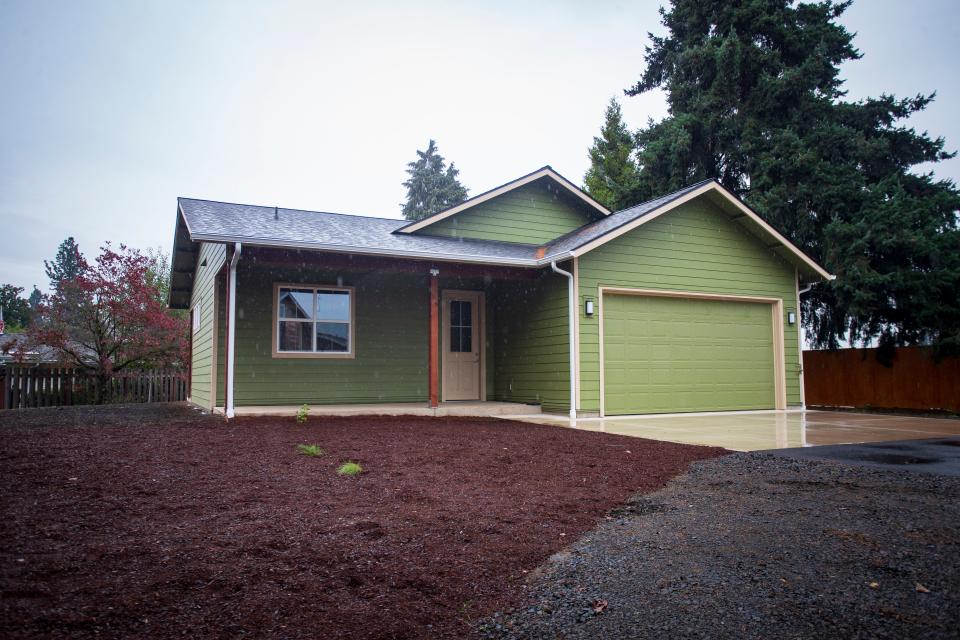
[336,461,363,476]
[296,404,310,424]
[296,444,324,457]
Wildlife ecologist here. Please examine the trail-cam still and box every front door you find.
[442,290,483,401]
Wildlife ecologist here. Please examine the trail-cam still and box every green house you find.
[168,166,833,418]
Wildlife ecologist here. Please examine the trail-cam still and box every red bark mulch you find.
[0,405,725,639]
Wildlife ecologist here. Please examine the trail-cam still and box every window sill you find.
[271,351,355,360]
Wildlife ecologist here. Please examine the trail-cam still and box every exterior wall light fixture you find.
[787,310,796,325]
[585,299,594,317]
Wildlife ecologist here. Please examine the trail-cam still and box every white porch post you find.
[225,242,242,418]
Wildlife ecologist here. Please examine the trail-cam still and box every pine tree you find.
[584,98,640,211]
[401,140,469,221]
[44,237,85,293]
[625,0,960,352]
[0,285,32,332]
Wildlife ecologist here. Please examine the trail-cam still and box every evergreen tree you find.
[0,284,32,332]
[28,286,43,314]
[625,0,960,352]
[584,98,640,211]
[401,140,469,221]
[44,237,85,293]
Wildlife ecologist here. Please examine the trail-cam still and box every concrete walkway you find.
[507,410,960,451]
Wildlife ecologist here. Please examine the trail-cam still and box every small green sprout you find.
[296,444,324,457]
[336,461,363,476]
[296,404,310,424]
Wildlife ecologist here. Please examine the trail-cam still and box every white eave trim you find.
[396,167,611,234]
[566,182,836,282]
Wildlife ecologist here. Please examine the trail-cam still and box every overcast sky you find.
[1,0,958,293]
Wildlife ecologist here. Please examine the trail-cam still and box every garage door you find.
[603,294,776,415]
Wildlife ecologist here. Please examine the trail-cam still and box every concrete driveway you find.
[510,410,960,451]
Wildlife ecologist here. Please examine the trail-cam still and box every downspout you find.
[550,260,577,426]
[225,242,242,418]
[796,278,818,412]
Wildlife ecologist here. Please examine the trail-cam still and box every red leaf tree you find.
[22,244,188,403]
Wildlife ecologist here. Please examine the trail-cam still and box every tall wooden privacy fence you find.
[0,366,187,410]
[803,346,960,413]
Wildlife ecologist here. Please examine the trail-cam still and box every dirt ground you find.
[0,404,724,639]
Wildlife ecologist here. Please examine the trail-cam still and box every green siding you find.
[189,242,226,408]
[231,263,428,405]
[491,269,571,413]
[419,182,598,245]
[578,198,801,413]
[603,296,775,414]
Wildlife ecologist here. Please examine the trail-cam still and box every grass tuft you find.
[336,461,363,476]
[296,444,324,457]
[296,404,310,424]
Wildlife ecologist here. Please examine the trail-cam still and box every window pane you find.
[450,300,461,327]
[279,288,314,319]
[460,326,472,353]
[459,301,472,328]
[278,321,313,351]
[316,322,349,352]
[317,290,350,321]
[450,323,461,352]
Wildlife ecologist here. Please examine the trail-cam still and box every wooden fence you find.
[0,366,187,410]
[803,346,960,413]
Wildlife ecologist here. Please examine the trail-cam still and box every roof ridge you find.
[177,196,405,224]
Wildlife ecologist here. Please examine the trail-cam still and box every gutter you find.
[225,242,242,418]
[550,260,577,426]
[189,233,545,268]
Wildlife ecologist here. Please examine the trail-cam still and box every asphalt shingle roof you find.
[177,198,542,264]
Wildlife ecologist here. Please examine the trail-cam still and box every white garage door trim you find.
[597,286,787,417]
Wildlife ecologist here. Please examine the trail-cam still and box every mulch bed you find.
[0,404,725,639]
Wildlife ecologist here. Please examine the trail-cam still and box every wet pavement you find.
[511,410,960,451]
[766,436,960,477]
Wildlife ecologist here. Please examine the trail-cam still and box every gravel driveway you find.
[479,453,959,639]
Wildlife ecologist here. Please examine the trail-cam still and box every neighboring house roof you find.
[0,333,67,363]
[170,173,834,308]
[394,166,611,234]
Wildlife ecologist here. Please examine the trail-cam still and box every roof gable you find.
[395,166,610,236]
[544,180,833,283]
[413,179,603,245]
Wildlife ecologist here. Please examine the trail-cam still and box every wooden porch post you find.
[428,270,439,407]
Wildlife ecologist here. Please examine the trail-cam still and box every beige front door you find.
[442,290,483,401]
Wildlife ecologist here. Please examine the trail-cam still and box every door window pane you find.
[449,300,472,353]
[278,321,313,351]
[316,322,349,352]
[279,288,314,319]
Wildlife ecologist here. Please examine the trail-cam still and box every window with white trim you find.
[276,286,353,354]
